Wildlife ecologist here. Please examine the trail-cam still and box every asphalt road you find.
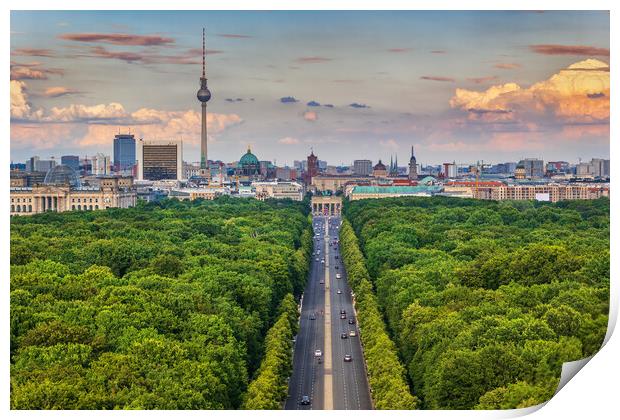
[285,215,372,410]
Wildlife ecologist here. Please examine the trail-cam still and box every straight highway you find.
[285,215,372,410]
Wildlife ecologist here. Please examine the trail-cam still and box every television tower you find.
[197,28,212,178]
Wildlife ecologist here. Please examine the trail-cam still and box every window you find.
[16,205,21,212]
[11,205,14,212]
[95,205,99,210]
[89,205,93,210]
[28,205,32,212]
[77,205,81,210]
[72,205,75,210]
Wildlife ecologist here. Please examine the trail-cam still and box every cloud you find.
[303,111,318,121]
[43,86,83,97]
[431,50,446,54]
[420,76,455,82]
[323,104,334,108]
[10,67,48,80]
[450,59,610,124]
[307,100,321,107]
[529,44,610,57]
[74,46,219,65]
[225,98,244,102]
[349,103,370,109]
[217,33,252,39]
[467,76,498,84]
[379,139,399,150]
[11,48,55,57]
[494,63,521,70]
[59,32,175,46]
[280,96,298,104]
[11,81,242,150]
[387,48,412,53]
[295,56,332,64]
[278,137,300,145]
[10,61,64,80]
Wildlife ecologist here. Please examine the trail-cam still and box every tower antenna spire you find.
[202,27,206,78]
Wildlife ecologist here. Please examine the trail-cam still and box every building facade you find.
[408,146,418,180]
[353,159,372,176]
[113,133,136,174]
[137,139,183,181]
[10,176,136,216]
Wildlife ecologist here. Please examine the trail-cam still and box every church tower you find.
[408,146,418,180]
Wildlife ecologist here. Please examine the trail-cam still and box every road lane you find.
[285,215,372,410]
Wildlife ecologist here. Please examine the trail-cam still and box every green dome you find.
[239,147,259,167]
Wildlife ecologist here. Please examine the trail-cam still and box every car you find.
[315,258,319,261]
[348,318,355,325]
[340,309,346,314]
[337,289,342,294]
[309,313,316,320]
[340,313,346,319]
[321,259,325,264]
[335,255,339,259]
[344,354,352,362]
[320,280,324,284]
[335,265,339,269]
[349,330,357,337]
[300,395,311,405]
[340,333,348,339]
[314,349,322,357]
[336,274,341,279]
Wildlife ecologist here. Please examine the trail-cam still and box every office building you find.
[517,158,544,178]
[113,133,136,174]
[92,153,111,176]
[353,159,373,176]
[137,139,183,181]
[61,155,80,172]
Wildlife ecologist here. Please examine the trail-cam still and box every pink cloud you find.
[387,48,412,53]
[11,48,55,57]
[278,137,300,145]
[303,111,318,121]
[494,63,521,70]
[467,76,498,84]
[43,86,83,97]
[529,44,610,57]
[59,32,174,46]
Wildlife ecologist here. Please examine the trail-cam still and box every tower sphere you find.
[197,87,211,103]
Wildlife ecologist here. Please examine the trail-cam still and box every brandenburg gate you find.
[311,195,342,216]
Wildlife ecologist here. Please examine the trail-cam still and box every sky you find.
[10,10,610,166]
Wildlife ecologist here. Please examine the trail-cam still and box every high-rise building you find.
[196,28,212,178]
[353,159,372,176]
[443,162,457,178]
[517,158,544,178]
[92,153,111,176]
[26,156,56,172]
[408,146,418,180]
[61,155,80,172]
[137,139,183,181]
[113,133,136,174]
[590,158,610,178]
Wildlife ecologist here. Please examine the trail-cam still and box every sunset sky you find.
[10,10,610,166]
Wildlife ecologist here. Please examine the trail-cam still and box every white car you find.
[349,330,357,337]
[321,259,325,264]
[336,274,341,279]
[314,349,322,357]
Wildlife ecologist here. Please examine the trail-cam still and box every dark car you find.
[335,255,339,259]
[309,313,316,320]
[344,354,352,362]
[335,265,339,269]
[341,332,348,339]
[348,318,355,324]
[300,395,311,405]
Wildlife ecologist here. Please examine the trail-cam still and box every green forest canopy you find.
[10,197,311,409]
[344,197,609,409]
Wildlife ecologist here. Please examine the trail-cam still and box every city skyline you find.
[10,11,610,165]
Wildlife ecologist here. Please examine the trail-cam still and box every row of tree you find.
[339,220,418,409]
[10,197,312,409]
[242,294,299,409]
[344,197,609,409]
